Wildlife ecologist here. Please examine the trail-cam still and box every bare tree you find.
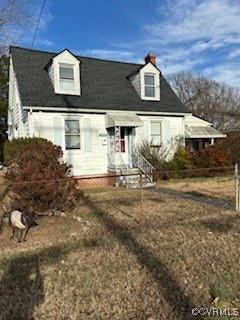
[0,0,39,52]
[170,72,240,131]
[0,1,46,160]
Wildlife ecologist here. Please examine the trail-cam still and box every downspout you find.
[29,108,33,137]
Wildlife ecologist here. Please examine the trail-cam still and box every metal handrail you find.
[138,153,154,182]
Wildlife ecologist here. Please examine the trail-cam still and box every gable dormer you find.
[129,53,160,101]
[46,49,81,95]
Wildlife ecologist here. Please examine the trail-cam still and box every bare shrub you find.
[5,138,82,213]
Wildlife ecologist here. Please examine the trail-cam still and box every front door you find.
[120,127,136,168]
[119,127,128,164]
[107,126,136,170]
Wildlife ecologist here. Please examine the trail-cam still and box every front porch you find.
[105,112,143,172]
[105,113,155,187]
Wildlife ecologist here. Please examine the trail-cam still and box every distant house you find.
[8,46,192,179]
[185,115,226,154]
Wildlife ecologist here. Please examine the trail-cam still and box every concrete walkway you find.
[149,187,236,211]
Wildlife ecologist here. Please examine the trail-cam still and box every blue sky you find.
[19,0,240,88]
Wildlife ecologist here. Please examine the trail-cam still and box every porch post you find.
[115,126,120,152]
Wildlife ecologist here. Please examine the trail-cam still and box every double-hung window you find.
[59,63,74,91]
[150,121,162,146]
[65,119,80,150]
[144,74,155,98]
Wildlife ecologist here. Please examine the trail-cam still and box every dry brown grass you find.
[156,175,235,202]
[0,174,239,319]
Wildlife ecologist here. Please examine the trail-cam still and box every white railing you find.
[138,153,154,182]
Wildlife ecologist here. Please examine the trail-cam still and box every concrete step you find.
[116,173,155,189]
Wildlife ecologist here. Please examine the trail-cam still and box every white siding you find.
[32,112,54,140]
[137,115,184,159]
[48,63,54,87]
[129,63,161,101]
[8,56,29,139]
[129,73,141,97]
[31,112,108,176]
[72,114,108,176]
[22,110,29,137]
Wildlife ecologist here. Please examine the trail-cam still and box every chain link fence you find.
[0,165,236,242]
[0,166,240,319]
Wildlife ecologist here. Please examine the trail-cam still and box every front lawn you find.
[156,175,235,203]
[0,186,239,319]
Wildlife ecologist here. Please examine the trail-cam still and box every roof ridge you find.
[10,45,56,55]
[10,45,144,67]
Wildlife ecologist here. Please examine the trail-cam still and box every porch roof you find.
[185,126,227,139]
[105,113,143,128]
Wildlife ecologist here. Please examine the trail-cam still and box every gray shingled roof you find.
[10,46,188,114]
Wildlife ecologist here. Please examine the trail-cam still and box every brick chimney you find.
[145,53,156,66]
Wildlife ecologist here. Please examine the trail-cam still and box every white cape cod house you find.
[8,46,190,179]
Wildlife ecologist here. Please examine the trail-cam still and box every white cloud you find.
[74,49,137,62]
[145,0,240,44]
[39,39,54,47]
[160,54,206,76]
[29,0,240,88]
[137,0,240,87]
[203,63,240,87]
[228,48,240,59]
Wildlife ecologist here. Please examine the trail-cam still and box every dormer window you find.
[59,63,74,91]
[47,49,81,96]
[144,74,155,98]
[128,56,160,101]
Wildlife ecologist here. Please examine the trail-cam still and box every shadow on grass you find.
[0,238,102,320]
[107,199,140,222]
[154,187,235,210]
[114,198,137,206]
[201,215,239,233]
[83,196,203,320]
[0,254,44,320]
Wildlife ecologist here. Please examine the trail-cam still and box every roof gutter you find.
[23,106,190,117]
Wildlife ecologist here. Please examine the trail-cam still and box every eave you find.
[23,105,189,117]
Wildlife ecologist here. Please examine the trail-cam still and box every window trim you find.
[54,59,80,95]
[144,74,155,98]
[64,118,81,150]
[139,64,160,101]
[50,50,81,96]
[59,63,74,91]
[58,63,75,93]
[150,120,162,146]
